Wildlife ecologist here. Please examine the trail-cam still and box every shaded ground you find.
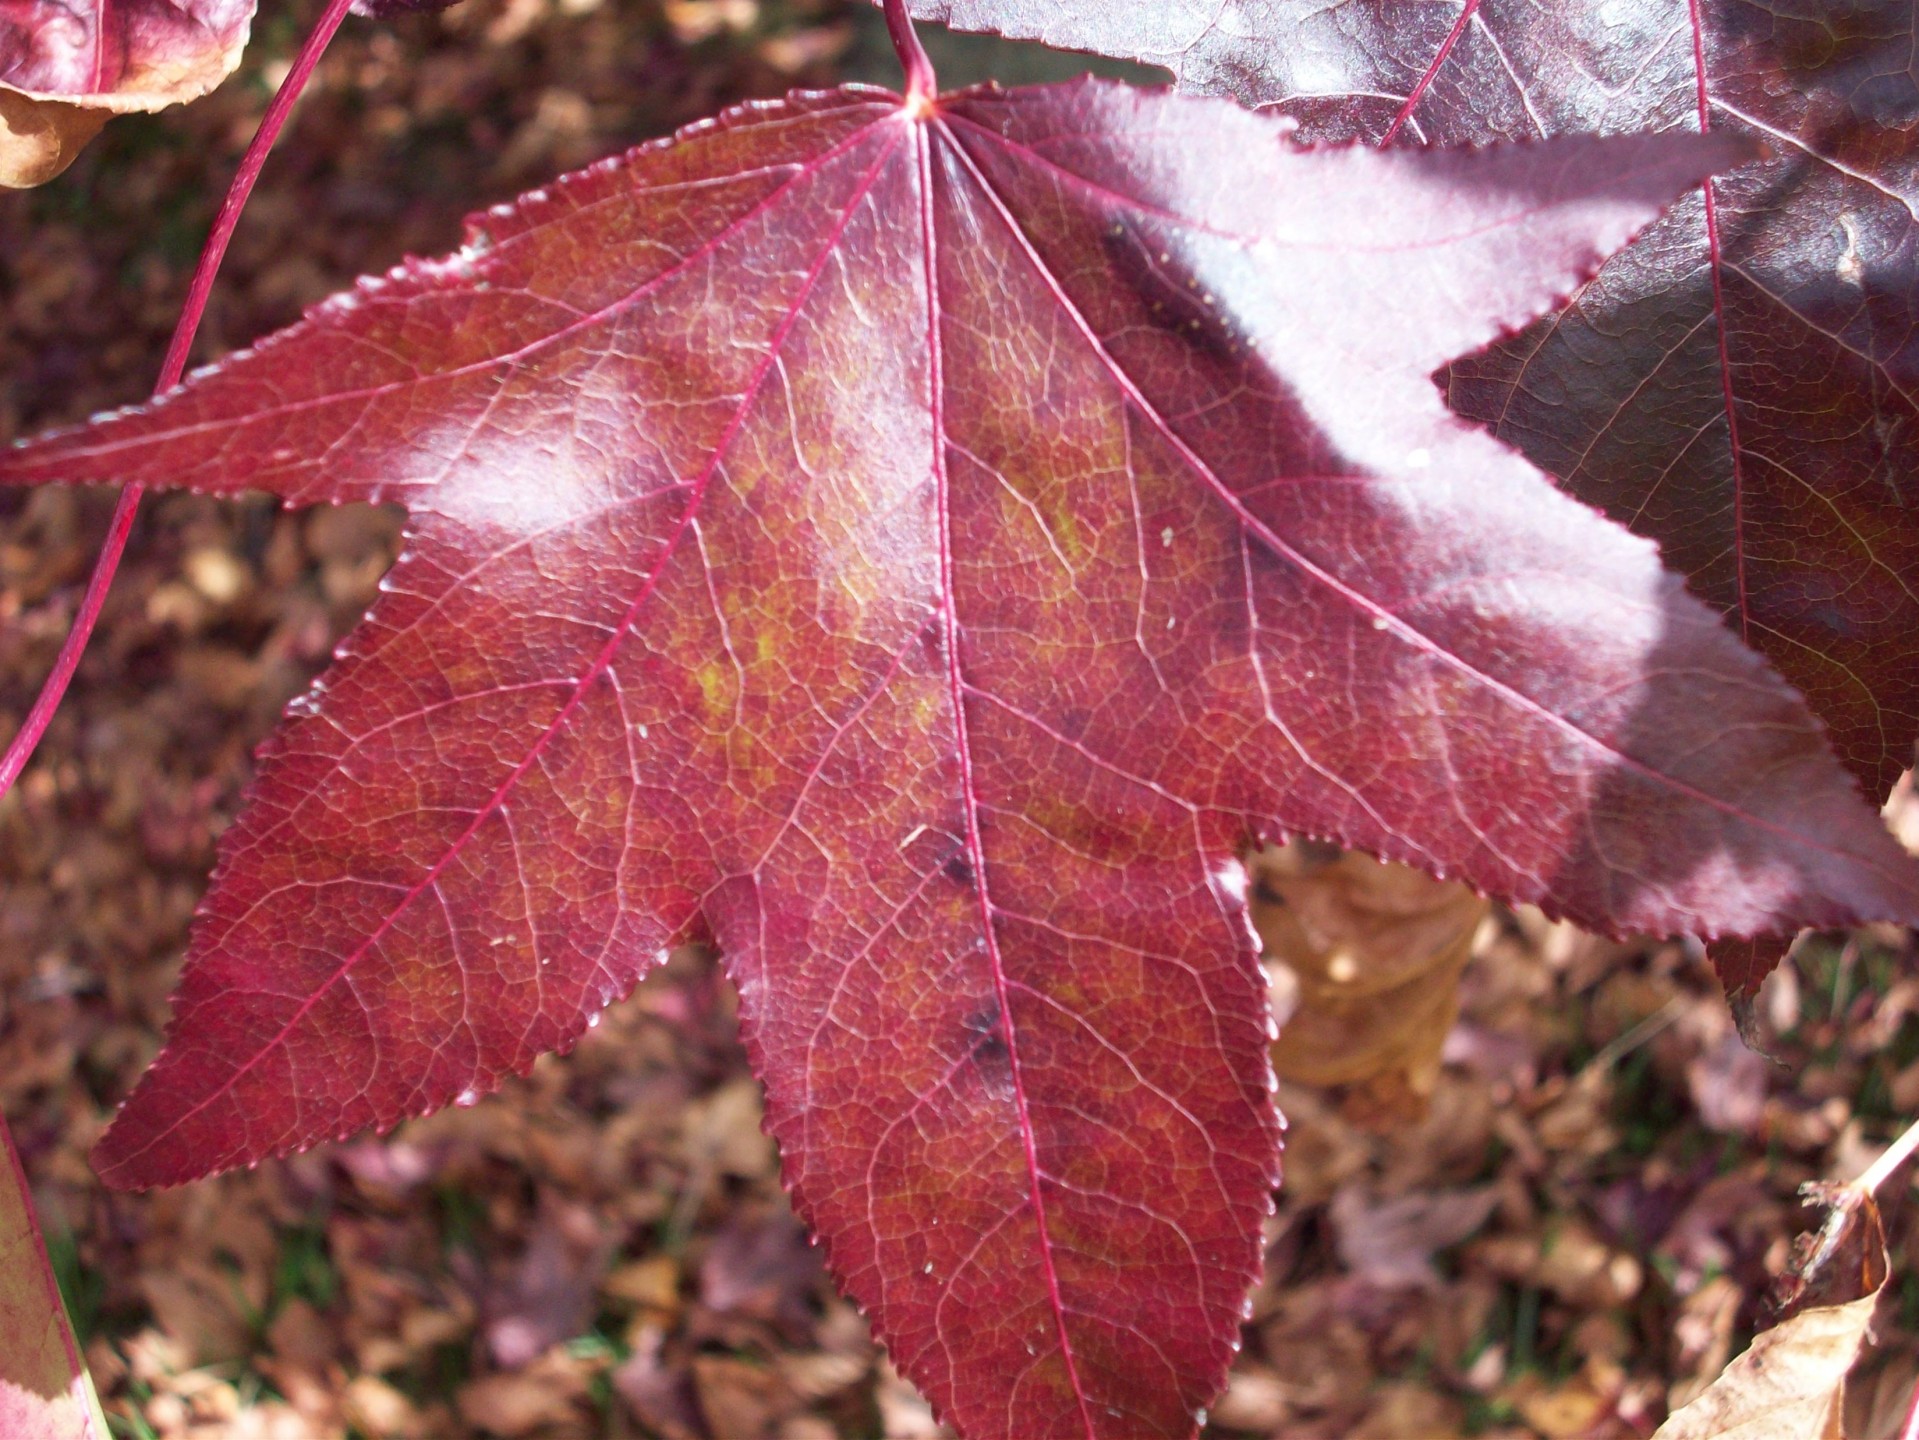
[3,2,1919,1434]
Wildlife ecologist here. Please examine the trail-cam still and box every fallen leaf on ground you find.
[1330,1184,1498,1290]
[456,1350,593,1438]
[1656,1185,1889,1439]
[1653,1290,1879,1440]
[1255,841,1488,1118]
[484,1194,610,1368]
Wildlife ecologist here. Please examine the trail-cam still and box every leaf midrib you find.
[913,109,1104,1440]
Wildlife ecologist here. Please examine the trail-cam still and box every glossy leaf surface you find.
[3,77,1914,1437]
[896,0,1919,813]
[0,0,252,184]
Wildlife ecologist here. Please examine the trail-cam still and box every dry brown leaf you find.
[612,1325,702,1440]
[1502,1370,1613,1440]
[1256,1281,1378,1416]
[1254,842,1489,1119]
[1657,1187,1890,1440]
[1651,1290,1878,1440]
[484,1195,610,1368]
[1352,1380,1465,1439]
[700,1207,823,1334]
[0,89,105,188]
[456,1351,592,1438]
[1669,1275,1744,1411]
[138,1260,254,1365]
[1329,1184,1499,1290]
[1205,1366,1292,1432]
[693,1354,794,1439]
[681,1077,777,1182]
[601,1255,681,1313]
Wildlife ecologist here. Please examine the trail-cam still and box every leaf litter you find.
[3,2,1919,1437]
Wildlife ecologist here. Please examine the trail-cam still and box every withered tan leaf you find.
[1658,1186,1890,1440]
[1254,842,1489,1114]
[1651,1291,1878,1440]
[0,88,105,187]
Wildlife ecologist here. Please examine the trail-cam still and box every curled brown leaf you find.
[0,0,254,186]
[1652,1291,1879,1440]
[1657,1183,1891,1439]
[1255,841,1489,1122]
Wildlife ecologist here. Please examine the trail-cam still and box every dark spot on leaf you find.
[1099,216,1244,367]
[964,1003,1009,1074]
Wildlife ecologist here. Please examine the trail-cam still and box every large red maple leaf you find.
[3,61,1913,1437]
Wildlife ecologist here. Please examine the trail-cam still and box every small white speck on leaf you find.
[1837,213,1866,285]
[1210,857,1249,905]
[1160,526,1174,547]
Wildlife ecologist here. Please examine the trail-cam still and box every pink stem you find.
[0,0,358,802]
[882,0,937,102]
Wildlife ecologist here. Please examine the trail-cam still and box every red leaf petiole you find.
[0,0,358,802]
[882,0,937,106]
